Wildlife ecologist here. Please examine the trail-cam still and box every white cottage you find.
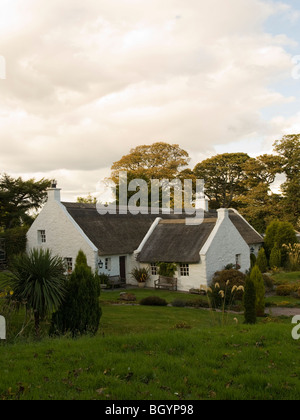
[27,184,264,291]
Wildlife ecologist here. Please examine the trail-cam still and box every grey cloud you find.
[0,0,298,196]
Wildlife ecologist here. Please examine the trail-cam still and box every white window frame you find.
[38,230,46,244]
[150,263,158,276]
[180,264,190,277]
[105,257,112,271]
[65,257,73,273]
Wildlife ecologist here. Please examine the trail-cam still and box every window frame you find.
[38,230,46,244]
[64,257,73,273]
[180,263,190,277]
[150,263,158,276]
[105,257,112,271]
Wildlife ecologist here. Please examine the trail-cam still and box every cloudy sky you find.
[0,0,300,201]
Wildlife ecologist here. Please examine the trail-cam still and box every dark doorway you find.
[119,256,126,281]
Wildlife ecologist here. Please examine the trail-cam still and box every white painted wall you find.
[201,209,250,285]
[27,189,98,272]
[177,263,207,291]
[98,255,120,277]
[136,261,207,292]
[98,254,134,281]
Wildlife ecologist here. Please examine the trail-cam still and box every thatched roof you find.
[228,210,263,245]
[62,203,263,260]
[63,203,159,256]
[137,219,216,263]
[137,210,263,263]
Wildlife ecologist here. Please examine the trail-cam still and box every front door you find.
[119,256,126,281]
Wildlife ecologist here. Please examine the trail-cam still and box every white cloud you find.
[0,0,299,197]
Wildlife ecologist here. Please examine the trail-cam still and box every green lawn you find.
[100,287,208,306]
[272,271,300,285]
[1,277,300,400]
[1,294,300,400]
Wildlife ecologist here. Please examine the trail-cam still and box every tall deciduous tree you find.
[0,174,51,231]
[110,142,190,208]
[236,183,282,233]
[242,154,283,188]
[111,142,190,182]
[193,153,250,208]
[274,135,300,227]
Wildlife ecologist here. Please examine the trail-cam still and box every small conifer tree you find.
[50,250,102,337]
[244,275,257,324]
[250,265,265,317]
[269,243,282,269]
[250,253,257,269]
[256,248,268,273]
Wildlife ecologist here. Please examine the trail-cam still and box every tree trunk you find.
[34,311,40,337]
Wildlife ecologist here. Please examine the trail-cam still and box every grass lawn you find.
[272,271,300,285]
[1,288,300,400]
[100,287,208,306]
[265,271,300,308]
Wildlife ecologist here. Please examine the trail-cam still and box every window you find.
[38,230,46,244]
[235,254,241,268]
[105,257,111,271]
[65,258,73,273]
[180,264,190,277]
[150,263,158,276]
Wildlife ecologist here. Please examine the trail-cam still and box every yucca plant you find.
[10,248,66,337]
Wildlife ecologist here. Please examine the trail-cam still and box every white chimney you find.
[47,180,61,202]
[196,194,209,212]
[217,208,229,220]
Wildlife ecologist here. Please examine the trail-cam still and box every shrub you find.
[269,243,282,269]
[139,296,167,306]
[209,269,246,308]
[50,250,102,337]
[157,262,177,278]
[187,298,210,309]
[265,221,297,265]
[256,248,268,273]
[99,273,110,285]
[264,221,281,257]
[263,274,274,292]
[283,243,300,271]
[244,276,257,325]
[250,253,257,269]
[250,265,265,317]
[275,222,298,248]
[171,299,186,307]
[276,284,294,296]
[131,267,150,283]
